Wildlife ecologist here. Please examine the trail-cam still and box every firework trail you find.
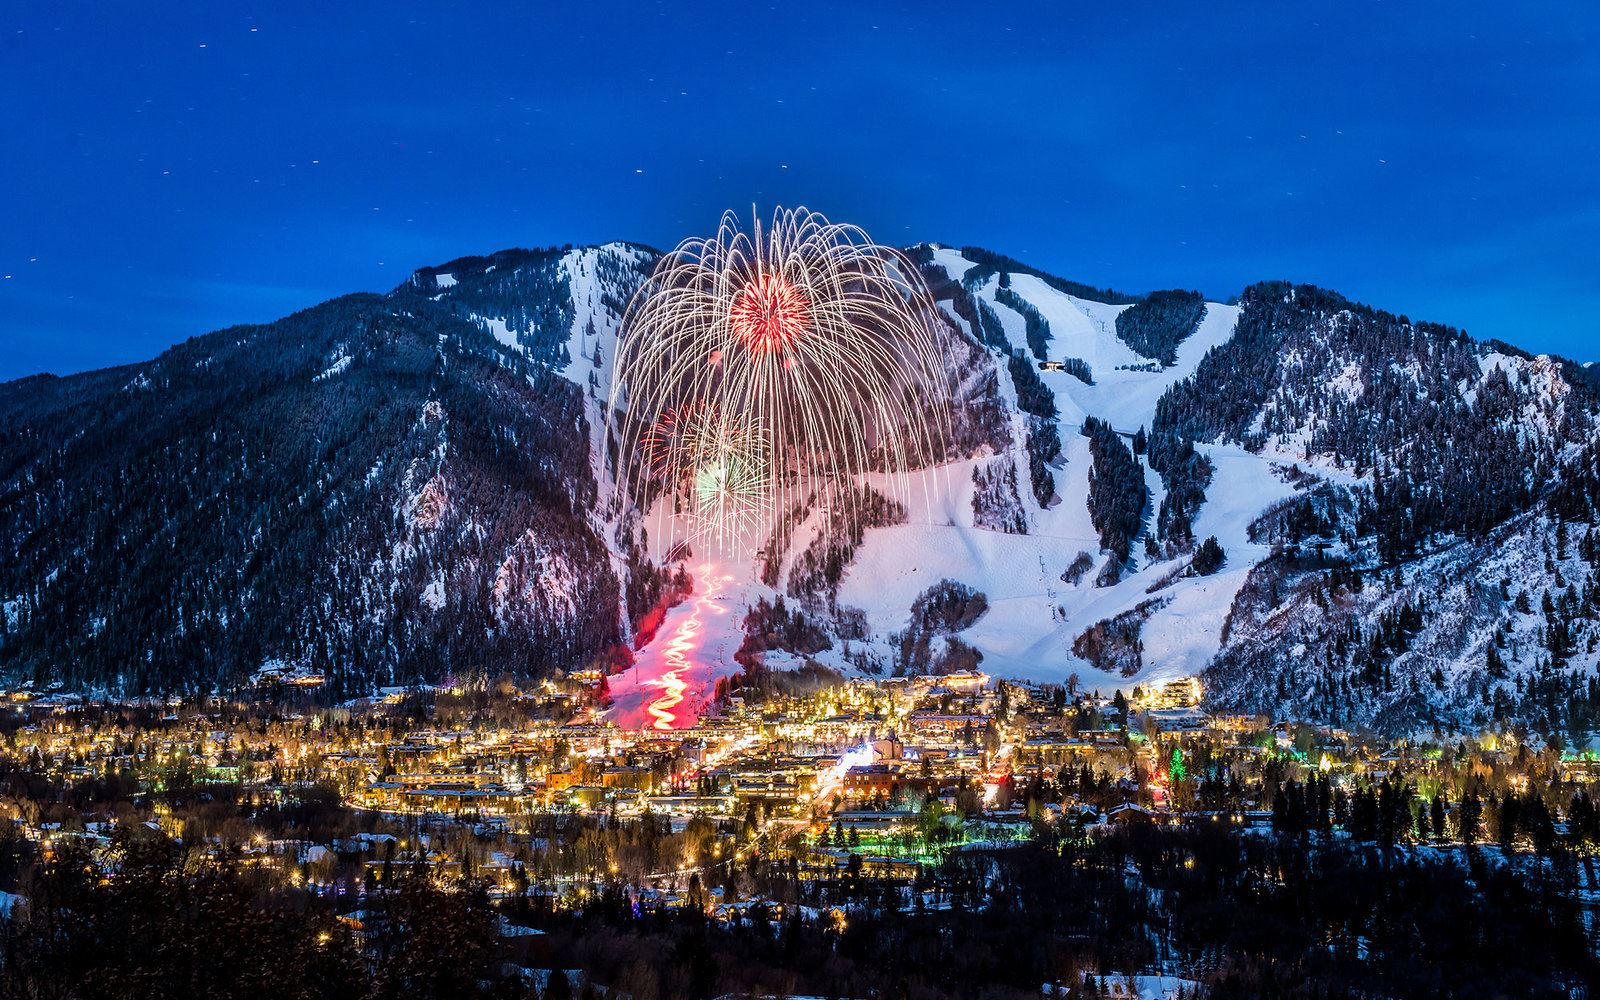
[607,207,952,557]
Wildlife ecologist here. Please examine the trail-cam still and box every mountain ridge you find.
[3,239,1598,738]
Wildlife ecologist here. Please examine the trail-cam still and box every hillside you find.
[863,254,1600,736]
[0,255,639,694]
[2,240,1598,736]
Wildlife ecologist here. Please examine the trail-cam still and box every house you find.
[1108,802,1156,825]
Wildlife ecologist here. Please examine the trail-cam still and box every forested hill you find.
[0,262,629,695]
[858,247,1600,737]
[2,239,1599,737]
[1163,281,1600,735]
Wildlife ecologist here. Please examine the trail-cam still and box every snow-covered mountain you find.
[3,240,1597,736]
[878,252,1600,737]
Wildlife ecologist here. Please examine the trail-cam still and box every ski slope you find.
[549,244,1306,703]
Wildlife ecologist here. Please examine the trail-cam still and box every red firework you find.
[729,271,808,353]
[642,402,748,483]
[642,403,703,481]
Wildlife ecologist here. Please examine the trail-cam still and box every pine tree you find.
[1192,537,1226,575]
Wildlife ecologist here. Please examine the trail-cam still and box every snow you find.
[1050,972,1200,999]
[827,256,1296,694]
[491,529,582,624]
[557,245,627,389]
[1327,359,1366,402]
[313,352,352,381]
[558,243,651,492]
[475,314,523,354]
[949,259,1239,437]
[929,246,975,281]
[603,569,745,730]
[250,657,320,685]
[420,577,445,611]
[833,438,1287,693]
[1136,444,1297,678]
[1478,352,1576,447]
[1036,295,1239,435]
[433,272,457,288]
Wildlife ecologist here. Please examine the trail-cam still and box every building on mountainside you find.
[1134,676,1202,710]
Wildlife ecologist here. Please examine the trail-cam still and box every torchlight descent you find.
[606,207,953,556]
[642,564,732,730]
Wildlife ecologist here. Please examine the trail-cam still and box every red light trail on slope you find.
[641,563,733,730]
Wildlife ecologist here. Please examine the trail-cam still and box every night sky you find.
[3,1,1597,380]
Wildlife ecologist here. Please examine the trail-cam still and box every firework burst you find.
[608,206,951,554]
[641,402,730,484]
[689,446,771,544]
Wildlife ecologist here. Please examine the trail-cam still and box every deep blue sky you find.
[3,2,1597,380]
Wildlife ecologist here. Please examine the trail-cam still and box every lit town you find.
[3,658,1600,996]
